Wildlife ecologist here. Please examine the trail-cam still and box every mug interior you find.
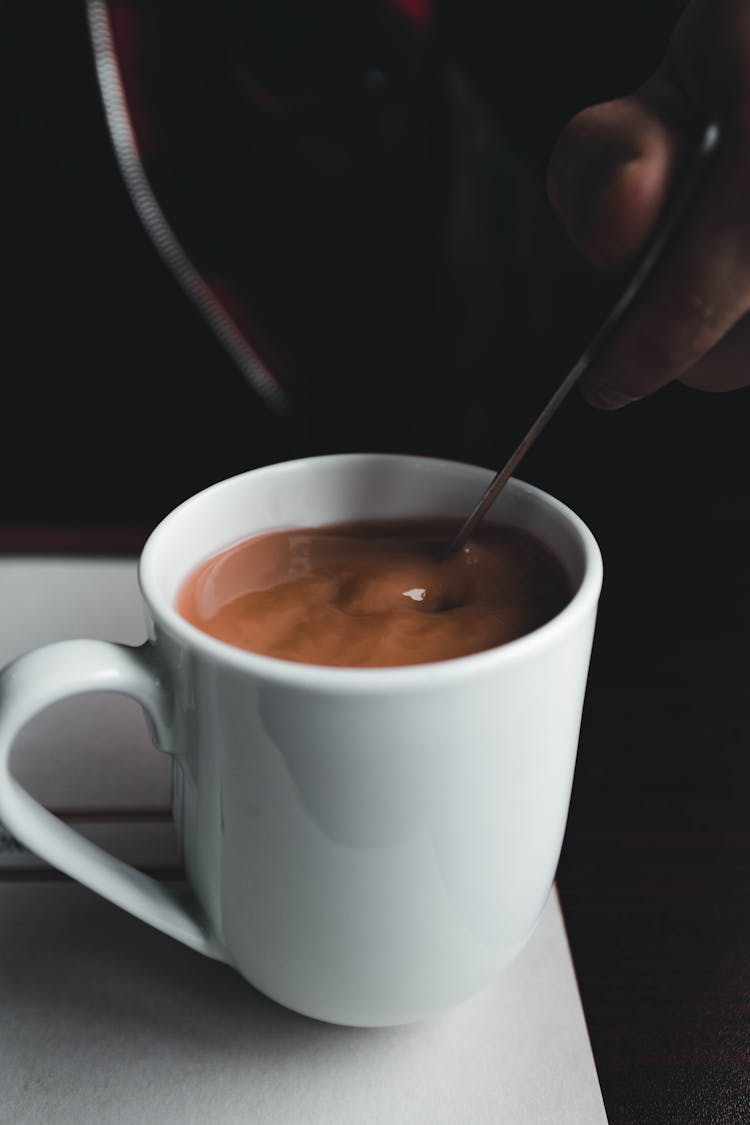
[140,453,601,667]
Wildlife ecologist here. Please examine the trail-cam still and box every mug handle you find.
[0,638,225,961]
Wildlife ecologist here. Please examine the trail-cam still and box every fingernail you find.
[581,384,641,411]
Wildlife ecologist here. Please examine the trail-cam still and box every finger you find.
[579,121,750,409]
[546,94,685,272]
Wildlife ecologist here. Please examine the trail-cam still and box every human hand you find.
[546,0,750,409]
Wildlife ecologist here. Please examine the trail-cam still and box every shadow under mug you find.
[0,453,602,1027]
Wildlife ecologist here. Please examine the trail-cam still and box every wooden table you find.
[1,485,748,1125]
[556,484,750,1125]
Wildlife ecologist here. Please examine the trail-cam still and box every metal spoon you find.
[445,117,721,556]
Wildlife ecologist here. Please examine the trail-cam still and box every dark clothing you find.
[85,0,571,469]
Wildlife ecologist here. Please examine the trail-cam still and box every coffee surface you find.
[175,519,572,667]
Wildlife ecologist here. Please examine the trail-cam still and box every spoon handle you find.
[447,117,721,555]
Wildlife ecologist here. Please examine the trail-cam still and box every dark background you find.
[7,1,748,529]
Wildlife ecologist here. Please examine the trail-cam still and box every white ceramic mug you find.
[0,453,602,1027]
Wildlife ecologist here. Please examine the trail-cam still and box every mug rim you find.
[139,452,603,690]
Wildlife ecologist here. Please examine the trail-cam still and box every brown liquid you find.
[175,519,572,668]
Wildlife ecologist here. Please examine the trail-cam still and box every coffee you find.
[176,518,572,668]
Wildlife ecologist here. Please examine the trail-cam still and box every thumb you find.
[547,93,686,273]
